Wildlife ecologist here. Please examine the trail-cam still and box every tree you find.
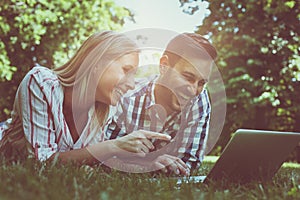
[0,0,132,120]
[179,0,300,149]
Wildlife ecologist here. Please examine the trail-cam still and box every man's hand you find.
[152,154,190,176]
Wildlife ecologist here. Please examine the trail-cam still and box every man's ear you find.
[159,55,170,74]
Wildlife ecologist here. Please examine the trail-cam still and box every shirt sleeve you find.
[177,90,211,171]
[16,68,59,161]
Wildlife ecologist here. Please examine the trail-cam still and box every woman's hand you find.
[112,130,171,157]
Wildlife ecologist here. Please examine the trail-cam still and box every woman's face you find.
[95,52,139,105]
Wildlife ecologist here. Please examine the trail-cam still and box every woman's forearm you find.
[49,140,118,165]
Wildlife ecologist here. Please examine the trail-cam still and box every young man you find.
[104,33,217,175]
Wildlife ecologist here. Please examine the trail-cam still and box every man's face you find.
[157,57,212,113]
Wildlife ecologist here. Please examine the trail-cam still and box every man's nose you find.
[196,85,204,95]
[188,82,199,96]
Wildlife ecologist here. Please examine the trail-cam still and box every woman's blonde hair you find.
[53,31,139,127]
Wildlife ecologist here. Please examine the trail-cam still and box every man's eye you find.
[183,75,194,83]
[198,80,207,86]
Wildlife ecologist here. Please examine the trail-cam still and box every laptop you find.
[173,129,300,184]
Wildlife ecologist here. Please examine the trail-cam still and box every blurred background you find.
[0,0,299,160]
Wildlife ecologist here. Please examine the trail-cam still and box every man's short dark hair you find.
[163,33,217,67]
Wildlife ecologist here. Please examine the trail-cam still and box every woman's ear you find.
[159,55,170,74]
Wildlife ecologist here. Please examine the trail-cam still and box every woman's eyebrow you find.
[123,65,135,70]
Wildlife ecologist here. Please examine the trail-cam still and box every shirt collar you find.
[145,76,159,109]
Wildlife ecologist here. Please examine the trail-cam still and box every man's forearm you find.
[103,157,154,173]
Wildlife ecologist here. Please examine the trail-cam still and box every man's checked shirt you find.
[104,77,211,171]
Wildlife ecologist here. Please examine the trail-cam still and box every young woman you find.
[0,31,170,165]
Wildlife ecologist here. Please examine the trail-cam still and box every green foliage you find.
[0,0,132,121]
[181,0,300,150]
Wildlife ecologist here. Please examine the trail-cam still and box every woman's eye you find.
[123,66,137,75]
[123,66,132,73]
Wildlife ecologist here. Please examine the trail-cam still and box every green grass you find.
[0,157,299,200]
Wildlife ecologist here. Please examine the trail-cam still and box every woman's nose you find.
[125,74,135,90]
